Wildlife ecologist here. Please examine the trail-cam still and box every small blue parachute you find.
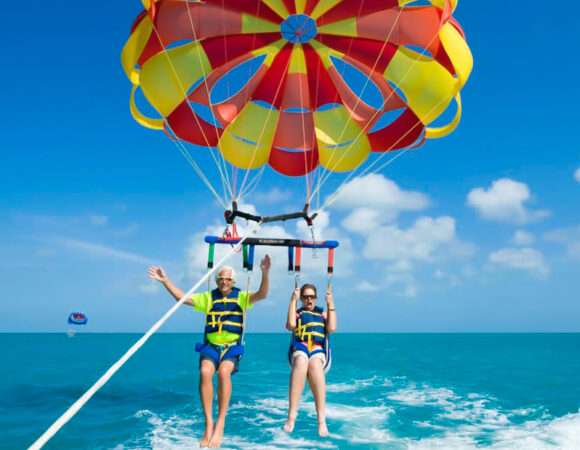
[67,312,88,326]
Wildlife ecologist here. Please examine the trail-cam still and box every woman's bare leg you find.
[284,355,308,432]
[307,358,328,437]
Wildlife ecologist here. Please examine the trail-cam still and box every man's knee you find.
[200,361,215,380]
[217,362,234,380]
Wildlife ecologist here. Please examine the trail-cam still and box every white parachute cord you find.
[313,66,456,216]
[168,136,229,209]
[238,166,265,201]
[307,0,458,207]
[320,148,410,212]
[208,145,235,204]
[312,6,404,193]
[144,13,233,207]
[28,220,263,450]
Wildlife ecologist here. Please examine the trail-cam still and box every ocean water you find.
[2,333,580,450]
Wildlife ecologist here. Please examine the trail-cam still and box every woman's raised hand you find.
[291,287,300,302]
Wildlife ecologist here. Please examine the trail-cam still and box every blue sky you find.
[1,1,579,332]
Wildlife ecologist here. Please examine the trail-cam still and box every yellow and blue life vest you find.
[196,287,245,370]
[294,306,326,351]
[204,287,244,337]
[288,305,332,373]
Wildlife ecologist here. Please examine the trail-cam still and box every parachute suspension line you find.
[316,85,457,216]
[166,129,229,209]
[232,0,272,201]
[316,93,447,214]
[324,150,410,212]
[238,166,266,201]
[312,35,324,205]
[236,0,274,201]
[143,6,233,206]
[181,2,236,201]
[308,3,450,207]
[312,5,405,193]
[296,55,312,201]
[333,3,403,149]
[144,28,229,208]
[237,46,294,199]
[232,167,239,201]
[208,146,235,205]
[28,220,263,450]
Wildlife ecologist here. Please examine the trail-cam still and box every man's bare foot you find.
[208,421,224,448]
[200,423,213,447]
[318,421,329,437]
[283,418,295,433]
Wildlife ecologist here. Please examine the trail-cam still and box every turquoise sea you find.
[3,333,580,449]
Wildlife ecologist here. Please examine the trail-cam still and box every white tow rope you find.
[29,222,262,450]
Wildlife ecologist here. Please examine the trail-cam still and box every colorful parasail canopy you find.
[121,0,473,177]
[68,312,88,326]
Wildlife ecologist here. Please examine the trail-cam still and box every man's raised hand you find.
[260,254,271,272]
[148,266,168,283]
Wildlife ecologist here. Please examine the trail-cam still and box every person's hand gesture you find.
[260,254,271,272]
[291,287,300,302]
[325,285,334,305]
[148,266,168,283]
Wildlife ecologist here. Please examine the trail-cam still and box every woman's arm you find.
[286,287,300,331]
[325,286,337,333]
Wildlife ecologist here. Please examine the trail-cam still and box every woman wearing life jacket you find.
[284,283,337,437]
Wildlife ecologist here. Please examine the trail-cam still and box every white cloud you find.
[139,282,161,295]
[384,267,418,298]
[363,216,456,262]
[575,168,580,183]
[340,207,382,234]
[355,281,380,292]
[467,178,549,224]
[343,215,473,297]
[56,238,156,265]
[545,226,580,259]
[433,269,460,286]
[512,230,535,246]
[89,215,108,226]
[488,247,549,278]
[329,174,429,229]
[112,223,140,238]
[388,260,414,273]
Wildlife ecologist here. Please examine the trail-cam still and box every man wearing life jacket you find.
[284,283,337,437]
[148,254,270,448]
